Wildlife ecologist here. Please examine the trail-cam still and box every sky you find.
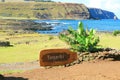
[52,0,120,18]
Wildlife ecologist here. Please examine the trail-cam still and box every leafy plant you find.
[59,22,100,52]
[0,41,12,47]
[113,30,120,36]
[49,36,54,40]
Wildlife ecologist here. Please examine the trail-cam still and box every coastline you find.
[0,18,120,75]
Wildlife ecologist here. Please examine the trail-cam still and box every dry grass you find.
[0,31,69,63]
[0,2,88,19]
[0,30,120,64]
[99,33,120,49]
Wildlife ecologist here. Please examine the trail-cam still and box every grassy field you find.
[0,31,120,64]
[0,70,24,74]
[99,33,120,49]
[0,30,120,74]
[0,31,69,63]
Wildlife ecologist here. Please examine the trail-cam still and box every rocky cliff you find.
[34,3,90,19]
[88,8,118,19]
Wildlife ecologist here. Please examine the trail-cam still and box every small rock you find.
[76,60,81,64]
[64,64,70,67]
[77,52,81,55]
[104,48,112,51]
[105,58,114,61]
[45,66,52,69]
[89,56,95,60]
[78,56,83,61]
[70,62,75,66]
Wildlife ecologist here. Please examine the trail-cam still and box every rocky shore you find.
[0,19,53,31]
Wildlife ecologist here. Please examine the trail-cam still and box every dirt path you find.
[2,60,120,80]
[0,60,40,71]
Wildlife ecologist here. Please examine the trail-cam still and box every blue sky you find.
[52,0,120,18]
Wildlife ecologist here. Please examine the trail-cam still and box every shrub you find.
[59,22,100,52]
[49,36,54,40]
[0,41,12,47]
[113,30,120,36]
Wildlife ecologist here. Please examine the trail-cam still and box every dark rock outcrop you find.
[21,20,53,31]
[0,19,53,31]
[88,8,118,19]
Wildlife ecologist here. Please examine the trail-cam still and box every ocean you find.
[34,19,120,34]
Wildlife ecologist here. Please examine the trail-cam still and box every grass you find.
[0,16,37,20]
[0,31,69,63]
[0,70,24,74]
[0,30,120,74]
[0,2,88,19]
[99,33,120,49]
[0,31,120,64]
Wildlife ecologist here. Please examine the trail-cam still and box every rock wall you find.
[88,8,118,19]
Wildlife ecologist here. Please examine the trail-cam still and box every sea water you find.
[34,19,120,34]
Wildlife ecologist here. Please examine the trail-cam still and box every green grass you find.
[0,31,120,64]
[0,16,37,20]
[0,32,69,63]
[0,31,120,74]
[0,70,23,74]
[99,33,120,49]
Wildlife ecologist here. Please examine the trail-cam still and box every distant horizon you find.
[52,0,120,19]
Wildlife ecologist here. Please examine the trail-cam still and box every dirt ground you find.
[0,60,40,71]
[1,60,120,80]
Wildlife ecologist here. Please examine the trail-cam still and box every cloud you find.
[87,0,105,8]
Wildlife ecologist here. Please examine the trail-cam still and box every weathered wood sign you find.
[40,49,77,66]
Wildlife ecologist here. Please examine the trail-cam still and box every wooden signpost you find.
[40,49,77,66]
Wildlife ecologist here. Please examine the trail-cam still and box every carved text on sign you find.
[42,53,70,62]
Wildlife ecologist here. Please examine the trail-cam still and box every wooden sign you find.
[40,49,77,66]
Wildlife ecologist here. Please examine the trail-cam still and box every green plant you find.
[59,22,100,52]
[0,41,12,47]
[113,30,120,36]
[49,36,54,40]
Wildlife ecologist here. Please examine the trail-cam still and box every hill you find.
[0,2,90,19]
[0,2,118,20]
[0,0,51,2]
[88,8,118,19]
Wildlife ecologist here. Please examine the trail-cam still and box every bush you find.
[113,30,120,36]
[0,41,12,47]
[49,36,54,40]
[59,22,100,52]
